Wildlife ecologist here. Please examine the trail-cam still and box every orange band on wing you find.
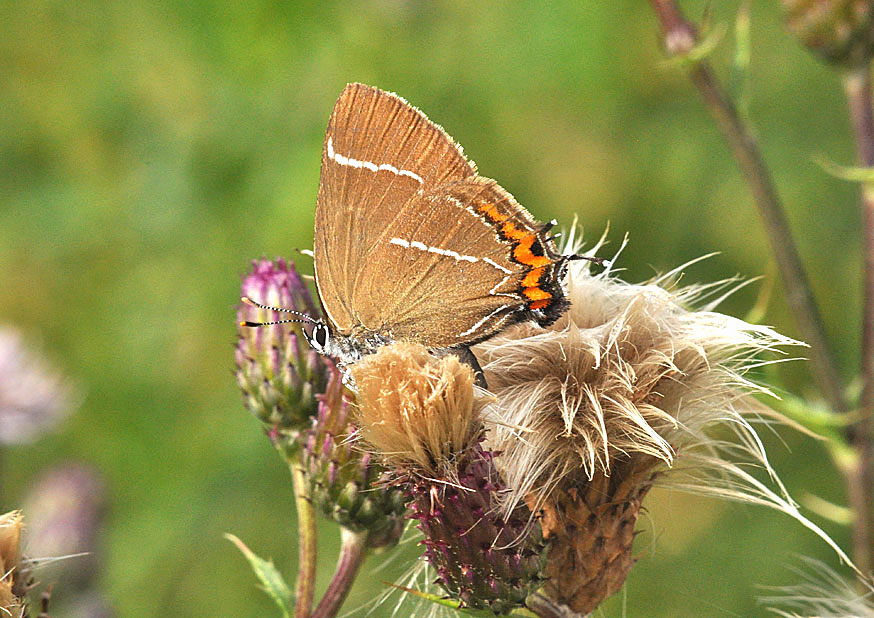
[513,235,551,267]
[523,287,551,301]
[478,202,508,223]
[521,267,544,288]
[501,221,528,241]
[476,201,558,314]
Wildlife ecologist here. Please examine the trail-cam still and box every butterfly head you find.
[306,320,331,354]
[240,295,332,350]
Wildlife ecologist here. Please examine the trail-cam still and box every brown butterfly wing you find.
[351,176,560,349]
[314,84,476,333]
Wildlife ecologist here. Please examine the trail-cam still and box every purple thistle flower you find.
[350,342,547,612]
[0,328,78,445]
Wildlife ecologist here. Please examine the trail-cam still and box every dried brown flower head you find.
[783,0,874,68]
[351,342,486,474]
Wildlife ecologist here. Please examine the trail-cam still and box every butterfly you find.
[244,83,598,383]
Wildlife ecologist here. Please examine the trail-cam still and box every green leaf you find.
[226,533,293,617]
[765,392,860,464]
[813,155,874,184]
[769,391,857,435]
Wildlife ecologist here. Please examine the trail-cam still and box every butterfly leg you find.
[451,346,488,390]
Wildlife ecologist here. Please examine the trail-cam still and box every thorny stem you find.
[648,0,848,416]
[292,462,317,618]
[842,65,874,575]
[526,593,589,618]
[312,528,367,618]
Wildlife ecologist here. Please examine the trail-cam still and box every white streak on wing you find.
[327,137,424,184]
[483,257,512,274]
[390,237,480,264]
[459,304,513,337]
[389,238,514,273]
[489,275,514,297]
[446,196,500,237]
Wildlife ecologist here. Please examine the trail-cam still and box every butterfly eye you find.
[312,323,329,351]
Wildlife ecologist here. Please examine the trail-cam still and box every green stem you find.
[842,65,874,575]
[648,0,848,416]
[291,462,317,618]
[312,527,367,618]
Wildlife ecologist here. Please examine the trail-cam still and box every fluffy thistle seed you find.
[0,511,25,618]
[475,260,802,613]
[352,343,486,474]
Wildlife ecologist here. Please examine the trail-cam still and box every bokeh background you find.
[0,1,863,616]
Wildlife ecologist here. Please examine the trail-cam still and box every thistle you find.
[0,327,78,445]
[762,558,874,618]
[22,465,106,590]
[235,258,331,451]
[351,343,547,614]
[783,0,874,67]
[301,369,408,549]
[474,257,813,614]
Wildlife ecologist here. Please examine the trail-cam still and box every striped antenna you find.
[239,296,317,328]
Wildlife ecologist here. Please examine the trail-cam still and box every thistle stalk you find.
[843,64,874,574]
[292,463,317,618]
[312,528,367,618]
[648,0,848,417]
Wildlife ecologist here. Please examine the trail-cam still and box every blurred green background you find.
[0,1,863,616]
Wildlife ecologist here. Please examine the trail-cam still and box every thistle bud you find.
[351,343,547,613]
[235,259,330,449]
[301,371,407,549]
[783,0,874,67]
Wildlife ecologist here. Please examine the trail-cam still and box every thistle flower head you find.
[473,259,804,613]
[235,258,331,445]
[783,0,874,67]
[351,343,486,475]
[351,343,546,613]
[22,465,105,589]
[0,328,78,445]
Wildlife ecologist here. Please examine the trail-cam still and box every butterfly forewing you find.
[314,83,570,356]
[314,84,476,333]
